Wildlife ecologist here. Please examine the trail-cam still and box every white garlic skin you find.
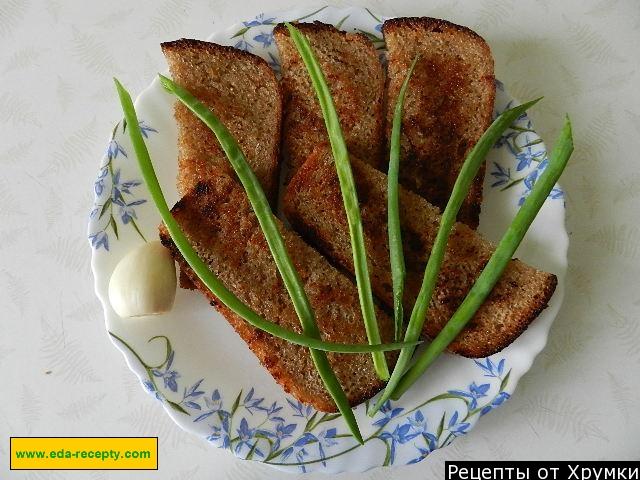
[108,241,177,318]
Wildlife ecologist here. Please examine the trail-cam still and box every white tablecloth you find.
[2,0,639,477]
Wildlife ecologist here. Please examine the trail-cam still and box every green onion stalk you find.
[388,54,419,341]
[114,77,400,443]
[285,23,390,381]
[370,98,543,415]
[391,116,573,400]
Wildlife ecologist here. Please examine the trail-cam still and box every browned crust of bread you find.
[274,21,372,38]
[158,170,396,411]
[284,147,557,357]
[162,38,273,63]
[161,38,282,204]
[274,22,385,180]
[178,268,196,290]
[383,17,490,43]
[382,17,496,228]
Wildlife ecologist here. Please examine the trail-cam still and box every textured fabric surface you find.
[1,0,639,477]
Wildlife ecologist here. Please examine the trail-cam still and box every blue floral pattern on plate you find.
[88,120,156,250]
[490,84,565,205]
[88,5,568,474]
[110,333,513,471]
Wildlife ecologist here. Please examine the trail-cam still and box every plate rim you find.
[88,5,569,473]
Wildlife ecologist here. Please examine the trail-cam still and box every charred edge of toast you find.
[460,184,483,230]
[161,38,277,73]
[179,268,196,290]
[452,271,558,358]
[285,149,558,359]
[273,21,374,47]
[158,181,387,412]
[382,17,491,49]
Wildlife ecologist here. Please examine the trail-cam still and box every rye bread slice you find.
[283,146,557,357]
[274,22,385,180]
[161,39,281,204]
[383,17,496,228]
[158,169,396,412]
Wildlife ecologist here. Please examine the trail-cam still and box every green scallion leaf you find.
[285,22,389,381]
[113,79,418,355]
[142,76,366,443]
[388,55,419,341]
[391,115,573,399]
[370,97,543,416]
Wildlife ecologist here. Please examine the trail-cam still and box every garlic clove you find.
[108,241,177,318]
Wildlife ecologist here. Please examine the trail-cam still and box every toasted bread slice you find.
[383,18,496,228]
[274,22,385,180]
[161,39,281,203]
[158,168,395,412]
[284,147,556,357]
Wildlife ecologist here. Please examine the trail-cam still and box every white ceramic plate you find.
[88,5,568,473]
